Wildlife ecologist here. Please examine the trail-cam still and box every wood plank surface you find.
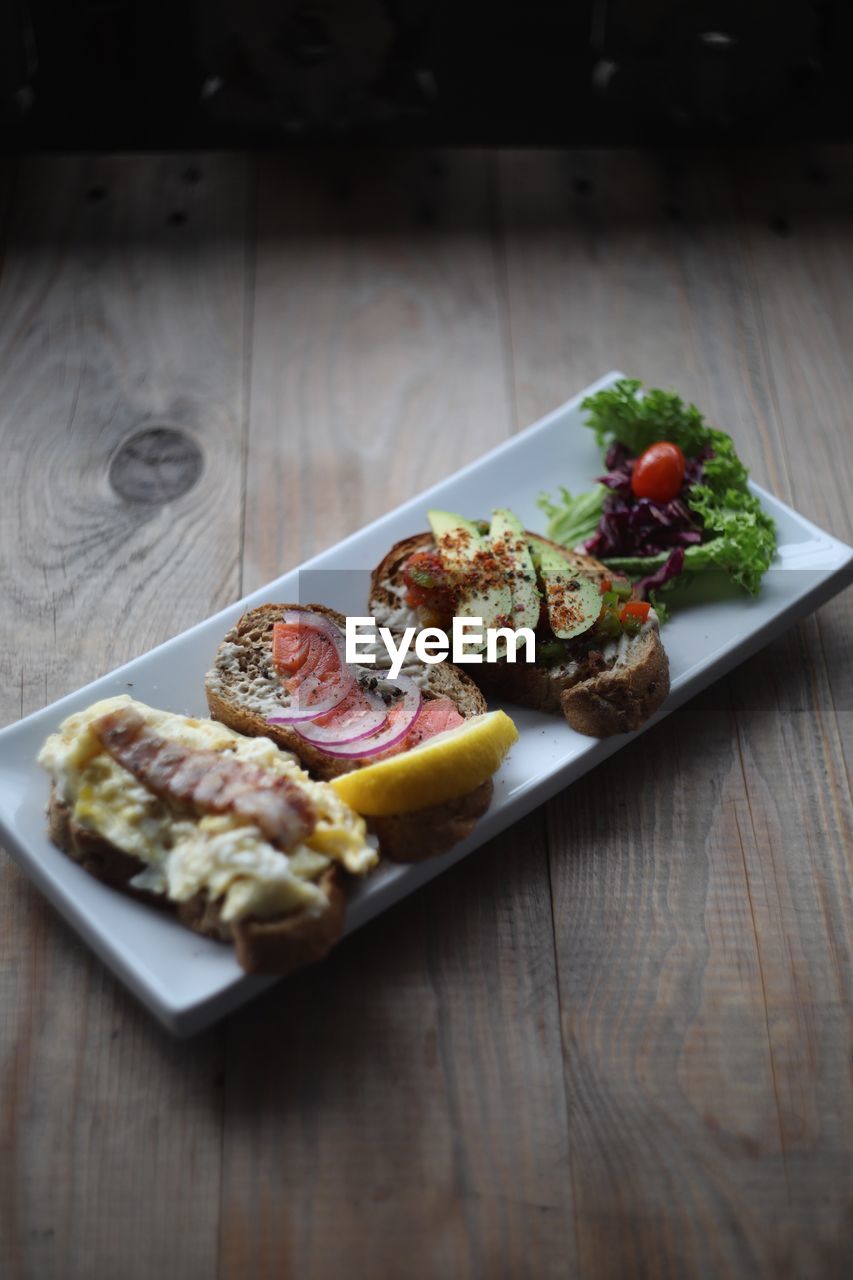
[240,150,516,584]
[500,149,852,1278]
[0,154,251,1280]
[222,150,576,1279]
[733,148,853,766]
[728,147,853,1265]
[0,148,850,1280]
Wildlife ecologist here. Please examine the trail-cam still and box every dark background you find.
[2,0,852,150]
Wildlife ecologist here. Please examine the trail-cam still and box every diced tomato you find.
[600,577,612,593]
[402,551,456,618]
[619,601,651,625]
[402,550,447,591]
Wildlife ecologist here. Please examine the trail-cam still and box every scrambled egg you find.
[38,695,377,922]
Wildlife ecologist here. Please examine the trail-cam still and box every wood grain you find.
[221,150,576,1278]
[549,700,791,1276]
[500,149,852,1277]
[497,150,783,489]
[727,147,853,1262]
[220,821,575,1280]
[241,150,515,585]
[0,148,850,1280]
[0,154,252,1280]
[732,147,853,772]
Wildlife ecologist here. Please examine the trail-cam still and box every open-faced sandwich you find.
[369,509,670,737]
[38,695,378,973]
[205,604,518,861]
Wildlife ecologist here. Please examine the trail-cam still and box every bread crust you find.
[47,789,346,975]
[369,533,670,736]
[370,780,493,862]
[558,623,669,736]
[204,603,493,861]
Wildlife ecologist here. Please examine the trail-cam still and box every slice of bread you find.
[47,788,346,975]
[204,603,493,862]
[369,534,670,737]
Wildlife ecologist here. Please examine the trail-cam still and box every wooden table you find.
[0,149,850,1280]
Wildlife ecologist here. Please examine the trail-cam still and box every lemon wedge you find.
[329,710,518,816]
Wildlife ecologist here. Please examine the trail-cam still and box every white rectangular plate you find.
[1,371,851,1035]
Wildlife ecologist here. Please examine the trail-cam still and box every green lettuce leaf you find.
[682,484,777,594]
[537,484,605,548]
[581,378,710,456]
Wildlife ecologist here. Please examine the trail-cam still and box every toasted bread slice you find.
[204,603,494,862]
[47,788,346,975]
[369,533,670,737]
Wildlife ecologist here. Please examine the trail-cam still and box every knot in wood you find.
[109,428,203,504]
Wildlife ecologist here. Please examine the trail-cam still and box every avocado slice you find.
[428,508,482,546]
[488,509,540,634]
[532,539,601,640]
[427,509,514,648]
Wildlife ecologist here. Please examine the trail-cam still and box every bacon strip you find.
[93,707,316,851]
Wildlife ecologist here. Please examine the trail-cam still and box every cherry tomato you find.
[619,601,651,625]
[631,441,686,503]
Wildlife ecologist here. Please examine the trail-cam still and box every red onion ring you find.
[318,673,422,759]
[267,610,354,725]
[294,684,388,747]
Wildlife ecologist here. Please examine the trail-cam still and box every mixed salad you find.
[538,379,777,608]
